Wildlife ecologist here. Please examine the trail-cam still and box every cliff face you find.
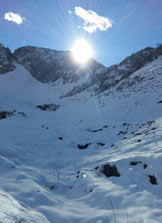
[0,44,15,74]
[13,46,105,84]
[0,43,162,96]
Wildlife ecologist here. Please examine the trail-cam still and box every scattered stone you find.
[157,100,162,104]
[101,164,120,177]
[0,110,15,120]
[36,104,60,111]
[117,130,127,136]
[103,125,108,128]
[152,127,157,131]
[137,139,141,142]
[18,112,26,117]
[87,128,103,133]
[97,142,105,146]
[149,175,158,185]
[50,185,56,190]
[41,125,49,129]
[77,143,91,150]
[58,137,63,140]
[147,120,155,126]
[133,132,142,136]
[94,167,99,170]
[130,161,142,166]
[139,124,145,128]
[143,164,148,169]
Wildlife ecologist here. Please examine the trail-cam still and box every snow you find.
[0,57,162,222]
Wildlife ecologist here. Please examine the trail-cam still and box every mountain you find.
[0,43,162,223]
[0,43,15,74]
[1,43,162,96]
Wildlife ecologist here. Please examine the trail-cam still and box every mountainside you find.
[1,43,162,96]
[0,43,162,223]
[0,44,15,74]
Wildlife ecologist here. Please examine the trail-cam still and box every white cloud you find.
[4,12,25,25]
[74,7,112,33]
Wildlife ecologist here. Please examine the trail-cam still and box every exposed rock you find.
[1,43,162,97]
[77,143,91,150]
[130,161,142,166]
[117,130,127,136]
[87,128,103,133]
[101,164,120,177]
[13,46,105,85]
[97,142,105,146]
[149,175,158,185]
[0,43,15,74]
[147,120,155,126]
[0,110,15,120]
[36,104,60,111]
[18,112,27,117]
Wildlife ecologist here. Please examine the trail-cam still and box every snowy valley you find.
[0,43,162,223]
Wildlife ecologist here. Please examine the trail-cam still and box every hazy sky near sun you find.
[0,0,162,66]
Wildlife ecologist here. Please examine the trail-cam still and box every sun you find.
[71,39,93,64]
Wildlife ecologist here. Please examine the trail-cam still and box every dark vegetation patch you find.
[36,104,60,111]
[77,143,91,150]
[101,164,120,177]
[149,175,158,185]
[0,110,16,120]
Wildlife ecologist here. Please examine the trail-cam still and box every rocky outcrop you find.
[13,46,105,84]
[1,43,162,96]
[0,44,15,74]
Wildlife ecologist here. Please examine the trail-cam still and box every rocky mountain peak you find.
[0,43,162,96]
[13,46,105,84]
[0,43,15,74]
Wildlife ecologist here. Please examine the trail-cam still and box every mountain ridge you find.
[0,43,162,97]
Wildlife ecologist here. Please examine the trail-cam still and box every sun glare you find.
[72,39,93,64]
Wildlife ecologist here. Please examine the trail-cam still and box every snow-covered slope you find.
[0,47,162,222]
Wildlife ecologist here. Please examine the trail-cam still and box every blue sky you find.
[0,0,162,66]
